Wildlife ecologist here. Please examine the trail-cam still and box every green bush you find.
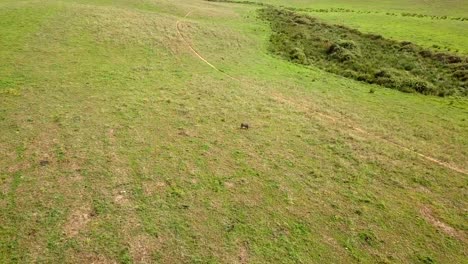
[402,78,436,94]
[453,70,468,81]
[289,47,308,64]
[326,40,360,62]
[293,16,312,25]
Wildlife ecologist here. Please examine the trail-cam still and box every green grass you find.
[247,0,468,16]
[308,11,468,54]
[1,0,467,263]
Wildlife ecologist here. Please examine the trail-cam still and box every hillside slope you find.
[1,0,467,263]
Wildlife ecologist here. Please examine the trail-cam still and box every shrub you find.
[368,34,383,40]
[327,45,355,62]
[419,50,432,58]
[453,70,468,81]
[374,69,391,78]
[401,41,412,46]
[293,16,312,25]
[402,79,436,94]
[337,39,358,50]
[402,63,415,71]
[326,40,360,62]
[289,47,308,64]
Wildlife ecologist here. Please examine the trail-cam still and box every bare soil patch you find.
[420,206,466,242]
[63,207,93,237]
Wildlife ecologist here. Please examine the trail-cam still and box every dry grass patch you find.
[66,250,117,264]
[142,181,167,196]
[63,206,94,237]
[237,241,249,264]
[129,234,163,264]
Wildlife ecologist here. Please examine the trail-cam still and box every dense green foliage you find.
[259,7,468,96]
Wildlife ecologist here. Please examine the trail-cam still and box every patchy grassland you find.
[1,0,467,263]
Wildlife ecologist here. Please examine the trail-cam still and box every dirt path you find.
[176,11,239,81]
[175,11,467,175]
[420,206,466,242]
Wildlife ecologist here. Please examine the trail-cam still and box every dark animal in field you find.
[240,123,249,129]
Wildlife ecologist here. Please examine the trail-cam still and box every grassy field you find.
[251,0,468,16]
[0,0,467,263]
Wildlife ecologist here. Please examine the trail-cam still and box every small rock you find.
[39,160,49,166]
